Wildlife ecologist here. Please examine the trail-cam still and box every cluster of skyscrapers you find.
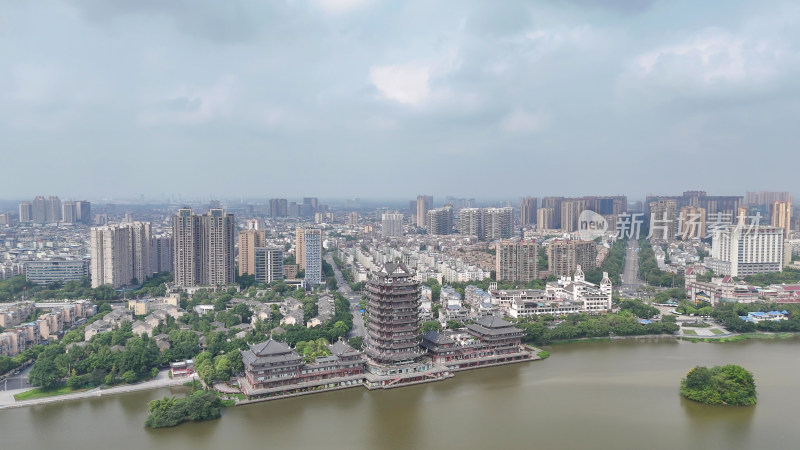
[18,197,91,225]
[269,197,327,219]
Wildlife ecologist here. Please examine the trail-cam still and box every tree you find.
[122,370,138,384]
[197,359,215,386]
[29,358,63,389]
[347,336,363,350]
[421,321,442,334]
[66,374,83,390]
[214,356,232,381]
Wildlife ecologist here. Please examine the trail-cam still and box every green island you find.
[680,365,757,406]
[145,390,229,428]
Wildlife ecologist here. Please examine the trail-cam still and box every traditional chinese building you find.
[364,262,424,367]
[421,316,531,370]
[240,339,366,398]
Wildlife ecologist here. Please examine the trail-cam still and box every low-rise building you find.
[740,310,789,323]
[170,359,195,377]
[240,339,365,399]
[421,316,529,370]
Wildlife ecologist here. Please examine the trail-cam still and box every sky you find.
[1,0,799,201]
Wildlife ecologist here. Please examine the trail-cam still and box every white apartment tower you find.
[90,222,151,288]
[296,228,322,285]
[708,225,784,277]
[484,207,514,240]
[90,225,132,289]
[458,208,484,239]
[381,212,404,238]
[254,247,284,284]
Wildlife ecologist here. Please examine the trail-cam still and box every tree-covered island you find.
[680,365,757,406]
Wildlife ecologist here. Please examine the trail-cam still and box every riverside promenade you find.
[0,370,198,410]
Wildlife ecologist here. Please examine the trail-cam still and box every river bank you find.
[3,331,798,411]
[0,370,198,410]
[4,339,800,449]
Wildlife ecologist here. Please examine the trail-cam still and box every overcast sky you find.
[2,0,799,201]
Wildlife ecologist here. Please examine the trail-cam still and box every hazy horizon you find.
[3,0,799,199]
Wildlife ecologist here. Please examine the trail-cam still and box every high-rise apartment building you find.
[484,207,514,240]
[458,208,484,238]
[254,247,284,284]
[75,201,92,224]
[347,212,359,226]
[302,197,319,218]
[128,222,152,285]
[416,195,433,228]
[646,192,742,223]
[707,225,784,277]
[746,191,792,206]
[172,208,235,286]
[173,209,200,286]
[541,197,564,229]
[426,206,453,235]
[18,202,32,223]
[296,228,322,285]
[32,196,47,224]
[62,201,77,224]
[205,209,236,286]
[496,240,539,282]
[288,202,301,218]
[537,208,555,230]
[547,239,598,279]
[364,263,423,366]
[381,212,404,238]
[679,207,706,240]
[150,235,173,274]
[46,196,62,223]
[560,199,586,232]
[649,199,678,243]
[520,197,537,227]
[238,230,266,277]
[771,201,792,239]
[269,198,288,218]
[90,222,151,288]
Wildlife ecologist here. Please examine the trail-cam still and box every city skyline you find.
[3,0,800,198]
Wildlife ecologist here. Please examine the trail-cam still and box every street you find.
[325,253,366,339]
[0,365,33,392]
[620,239,643,298]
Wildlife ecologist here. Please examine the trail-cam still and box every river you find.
[3,338,800,449]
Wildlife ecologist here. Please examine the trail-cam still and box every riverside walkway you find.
[0,370,198,410]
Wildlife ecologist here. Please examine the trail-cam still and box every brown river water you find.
[3,338,799,449]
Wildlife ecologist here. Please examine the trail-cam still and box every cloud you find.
[313,0,373,14]
[630,30,785,87]
[139,76,240,126]
[369,64,431,106]
[500,109,549,133]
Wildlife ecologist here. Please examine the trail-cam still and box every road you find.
[620,239,644,297]
[324,254,366,339]
[0,365,33,392]
[0,370,198,410]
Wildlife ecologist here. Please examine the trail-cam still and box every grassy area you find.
[682,322,712,328]
[710,329,724,335]
[682,329,697,336]
[537,350,550,360]
[14,386,79,401]
[545,337,612,346]
[681,332,800,343]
